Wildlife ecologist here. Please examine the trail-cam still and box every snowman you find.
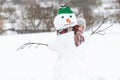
[49,5,85,53]
[49,5,87,80]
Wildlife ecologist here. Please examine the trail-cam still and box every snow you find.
[85,34,120,80]
[0,23,120,80]
[0,33,58,80]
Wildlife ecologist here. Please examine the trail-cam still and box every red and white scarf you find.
[57,25,85,47]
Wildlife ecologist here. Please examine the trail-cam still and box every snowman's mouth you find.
[64,22,75,26]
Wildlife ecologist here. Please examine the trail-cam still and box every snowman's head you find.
[54,5,77,30]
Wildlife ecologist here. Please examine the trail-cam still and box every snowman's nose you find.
[66,18,71,23]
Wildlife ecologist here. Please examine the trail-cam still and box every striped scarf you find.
[73,25,85,46]
[57,25,85,47]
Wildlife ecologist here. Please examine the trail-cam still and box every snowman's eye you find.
[69,15,72,18]
[61,16,64,18]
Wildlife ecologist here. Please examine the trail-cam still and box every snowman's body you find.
[48,32,86,80]
[49,31,75,53]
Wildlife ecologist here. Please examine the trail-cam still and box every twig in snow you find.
[91,17,113,35]
[17,42,48,51]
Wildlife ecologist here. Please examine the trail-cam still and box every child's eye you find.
[61,16,64,18]
[70,15,72,18]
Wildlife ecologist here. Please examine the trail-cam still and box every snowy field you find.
[0,23,120,80]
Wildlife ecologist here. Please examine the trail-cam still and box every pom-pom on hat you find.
[57,5,73,14]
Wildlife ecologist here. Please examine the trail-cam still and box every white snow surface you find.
[0,23,120,80]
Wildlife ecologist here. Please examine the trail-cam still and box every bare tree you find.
[11,0,23,4]
[17,0,42,32]
[25,2,41,30]
[68,0,101,28]
[19,0,57,33]
[40,6,57,31]
[0,19,4,34]
[3,7,16,23]
[0,0,7,15]
[117,0,120,4]
[0,0,6,34]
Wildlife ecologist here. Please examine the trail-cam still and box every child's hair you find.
[78,13,84,18]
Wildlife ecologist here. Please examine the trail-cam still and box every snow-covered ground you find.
[0,23,120,80]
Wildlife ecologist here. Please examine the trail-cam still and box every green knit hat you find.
[57,5,73,14]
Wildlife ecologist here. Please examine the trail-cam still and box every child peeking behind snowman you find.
[54,5,85,47]
[77,13,86,32]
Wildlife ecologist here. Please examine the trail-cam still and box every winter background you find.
[0,0,120,80]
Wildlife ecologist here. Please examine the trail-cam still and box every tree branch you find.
[17,42,48,51]
[91,17,113,35]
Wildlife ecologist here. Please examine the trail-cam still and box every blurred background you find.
[0,0,119,35]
